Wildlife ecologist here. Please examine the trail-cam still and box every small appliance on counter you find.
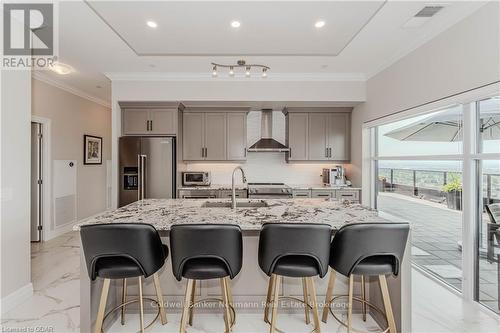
[323,166,347,186]
[182,171,211,186]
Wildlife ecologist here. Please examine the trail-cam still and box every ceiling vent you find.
[402,5,445,29]
[414,6,444,18]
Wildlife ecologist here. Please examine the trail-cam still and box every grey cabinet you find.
[219,189,248,198]
[178,189,247,199]
[285,111,350,162]
[204,113,227,160]
[327,114,349,160]
[336,189,360,203]
[308,113,329,161]
[292,189,311,198]
[122,109,149,135]
[286,113,308,161]
[227,113,247,160]
[182,112,205,160]
[183,111,247,161]
[122,109,177,135]
[311,189,334,198]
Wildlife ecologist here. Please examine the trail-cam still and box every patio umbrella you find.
[384,110,500,142]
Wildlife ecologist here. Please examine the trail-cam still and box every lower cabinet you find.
[292,189,311,198]
[178,189,248,199]
[311,189,334,198]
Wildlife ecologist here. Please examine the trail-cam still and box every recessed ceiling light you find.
[231,20,241,28]
[51,62,73,75]
[147,21,158,28]
[315,20,325,28]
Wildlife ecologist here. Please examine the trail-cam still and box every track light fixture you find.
[210,60,270,78]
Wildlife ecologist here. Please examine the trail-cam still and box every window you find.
[478,97,500,154]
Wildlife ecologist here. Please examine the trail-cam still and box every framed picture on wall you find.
[84,135,102,165]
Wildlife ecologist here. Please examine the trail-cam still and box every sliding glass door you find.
[370,94,500,313]
[476,97,500,314]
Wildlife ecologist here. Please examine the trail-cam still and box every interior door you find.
[30,122,42,242]
[308,113,328,160]
[142,137,174,199]
[204,113,227,160]
[182,112,204,160]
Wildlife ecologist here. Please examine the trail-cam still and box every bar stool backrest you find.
[258,223,332,278]
[169,224,243,281]
[329,222,409,277]
[80,223,166,280]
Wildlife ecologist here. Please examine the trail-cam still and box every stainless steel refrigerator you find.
[119,137,175,207]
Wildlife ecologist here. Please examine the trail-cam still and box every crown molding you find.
[32,72,111,108]
[104,72,366,82]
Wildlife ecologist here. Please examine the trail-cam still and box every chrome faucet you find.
[232,166,247,209]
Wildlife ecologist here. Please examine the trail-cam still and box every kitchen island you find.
[76,199,411,332]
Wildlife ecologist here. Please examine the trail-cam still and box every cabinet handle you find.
[201,147,204,158]
[149,120,153,131]
[289,148,292,158]
[204,147,207,158]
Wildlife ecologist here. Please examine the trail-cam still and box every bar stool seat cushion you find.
[182,258,230,280]
[95,257,144,279]
[273,255,321,277]
[351,256,395,276]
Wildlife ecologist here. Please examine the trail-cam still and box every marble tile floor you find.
[2,231,500,333]
[1,232,81,332]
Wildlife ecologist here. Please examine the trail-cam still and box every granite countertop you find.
[74,198,390,231]
[177,184,247,191]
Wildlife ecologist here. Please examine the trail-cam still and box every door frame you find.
[31,116,52,242]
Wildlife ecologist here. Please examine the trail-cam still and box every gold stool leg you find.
[225,276,235,323]
[94,278,110,333]
[302,277,311,325]
[269,274,281,333]
[188,280,196,326]
[221,277,232,333]
[264,274,275,322]
[138,276,145,333]
[347,275,354,333]
[179,279,194,333]
[121,278,127,325]
[361,276,367,322]
[379,275,397,333]
[322,269,336,323]
[306,277,321,333]
[153,273,167,325]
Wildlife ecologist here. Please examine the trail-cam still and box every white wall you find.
[185,110,352,185]
[350,2,500,188]
[0,70,32,309]
[32,79,112,236]
[111,79,365,207]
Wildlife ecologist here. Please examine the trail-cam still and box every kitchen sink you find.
[201,200,269,208]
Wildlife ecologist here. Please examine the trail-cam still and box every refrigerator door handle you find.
[141,154,147,200]
[137,154,142,200]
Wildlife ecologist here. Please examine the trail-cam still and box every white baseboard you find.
[0,283,34,315]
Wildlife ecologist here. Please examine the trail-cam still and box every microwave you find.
[182,171,211,186]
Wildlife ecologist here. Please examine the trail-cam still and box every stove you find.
[247,182,293,199]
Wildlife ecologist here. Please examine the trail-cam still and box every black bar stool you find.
[258,223,332,333]
[322,223,409,333]
[80,223,168,333]
[170,224,243,333]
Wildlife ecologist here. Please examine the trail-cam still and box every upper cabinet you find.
[182,110,247,161]
[285,109,350,162]
[122,108,177,136]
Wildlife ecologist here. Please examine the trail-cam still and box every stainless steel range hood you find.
[247,109,290,152]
